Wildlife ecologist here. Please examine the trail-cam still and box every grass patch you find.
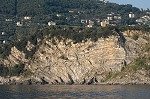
[101,71,120,82]
[130,57,150,71]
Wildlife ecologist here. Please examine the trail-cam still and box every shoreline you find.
[1,81,150,86]
[1,76,150,85]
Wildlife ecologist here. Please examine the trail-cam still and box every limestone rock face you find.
[3,47,28,66]
[27,35,141,84]
[2,30,148,84]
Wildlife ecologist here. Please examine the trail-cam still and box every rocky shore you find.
[1,69,150,85]
[0,76,49,85]
[1,77,150,85]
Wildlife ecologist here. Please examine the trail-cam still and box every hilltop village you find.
[0,0,150,45]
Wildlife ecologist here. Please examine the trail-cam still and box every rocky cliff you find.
[0,30,149,85]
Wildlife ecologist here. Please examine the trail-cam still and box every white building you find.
[2,40,6,44]
[146,12,150,14]
[114,15,121,20]
[107,12,117,20]
[48,21,56,26]
[101,19,109,27]
[81,19,86,24]
[86,20,94,28]
[69,10,74,13]
[24,16,31,20]
[107,16,113,20]
[136,15,150,25]
[141,15,150,19]
[136,19,143,23]
[16,21,23,26]
[129,12,135,18]
[96,19,100,23]
[5,19,13,22]
[100,0,108,3]
[87,24,93,28]
[56,14,61,17]
[1,32,5,35]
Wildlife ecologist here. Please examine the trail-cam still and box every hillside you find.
[0,0,150,85]
[0,0,141,17]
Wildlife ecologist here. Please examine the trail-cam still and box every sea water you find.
[0,85,150,99]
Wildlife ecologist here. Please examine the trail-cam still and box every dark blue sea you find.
[0,85,150,99]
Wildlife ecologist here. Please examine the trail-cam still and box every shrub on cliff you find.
[0,64,9,77]
[10,64,25,76]
[131,57,150,71]
[0,64,25,77]
[132,34,139,40]
[0,45,12,59]
[43,26,116,44]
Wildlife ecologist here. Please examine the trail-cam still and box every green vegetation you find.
[0,23,149,59]
[0,45,12,59]
[0,0,141,17]
[0,0,16,15]
[119,25,150,32]
[125,37,150,71]
[0,0,143,27]
[0,65,9,77]
[43,26,117,43]
[133,57,150,70]
[132,34,139,40]
[0,64,25,77]
[101,57,150,82]
[0,25,118,59]
[101,71,120,82]
[10,64,25,76]
[0,0,149,59]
